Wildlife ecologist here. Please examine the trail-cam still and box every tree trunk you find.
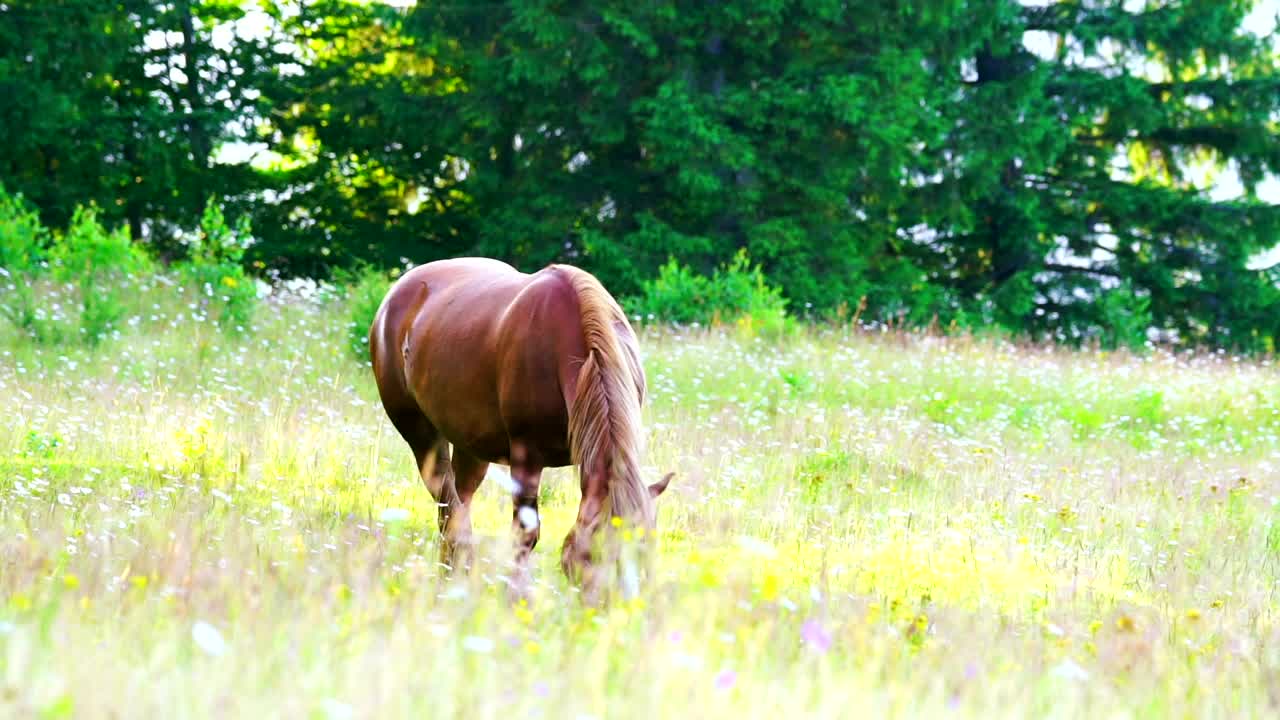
[177,0,210,194]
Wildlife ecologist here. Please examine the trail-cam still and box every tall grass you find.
[1,275,1278,718]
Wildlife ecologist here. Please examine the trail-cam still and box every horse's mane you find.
[556,265,653,527]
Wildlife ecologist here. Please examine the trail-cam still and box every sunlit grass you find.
[2,276,1279,717]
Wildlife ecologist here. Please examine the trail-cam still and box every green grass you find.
[2,277,1280,718]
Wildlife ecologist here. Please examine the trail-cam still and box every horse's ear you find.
[648,472,674,499]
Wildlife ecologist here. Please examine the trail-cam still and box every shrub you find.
[3,188,154,345]
[178,200,258,333]
[1097,281,1153,352]
[0,185,49,338]
[49,205,153,344]
[627,258,711,324]
[625,249,791,337]
[333,264,393,359]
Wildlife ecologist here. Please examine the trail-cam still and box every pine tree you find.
[0,1,289,253]
[915,0,1280,349]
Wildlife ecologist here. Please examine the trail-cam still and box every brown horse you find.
[369,257,671,597]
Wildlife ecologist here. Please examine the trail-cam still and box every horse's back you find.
[387,257,524,310]
[373,258,527,355]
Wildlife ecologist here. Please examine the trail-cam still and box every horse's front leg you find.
[440,450,487,572]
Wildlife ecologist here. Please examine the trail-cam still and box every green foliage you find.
[2,186,151,345]
[917,2,1280,352]
[626,260,712,324]
[1267,514,1280,558]
[22,429,61,459]
[2,0,1279,352]
[1131,389,1166,427]
[332,264,392,360]
[0,184,48,336]
[626,250,789,334]
[0,184,45,271]
[797,449,857,503]
[1098,282,1155,352]
[177,200,257,333]
[0,1,292,258]
[49,206,152,345]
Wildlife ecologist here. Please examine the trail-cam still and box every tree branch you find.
[1044,262,1122,278]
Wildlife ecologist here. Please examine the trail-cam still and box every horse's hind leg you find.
[440,448,488,571]
[386,409,452,529]
[508,444,544,600]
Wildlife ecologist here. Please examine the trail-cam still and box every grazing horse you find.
[369,257,671,596]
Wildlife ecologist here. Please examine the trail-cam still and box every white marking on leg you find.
[518,506,540,531]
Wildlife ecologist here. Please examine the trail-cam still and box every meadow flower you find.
[379,507,410,524]
[462,636,495,653]
[801,619,832,653]
[1050,659,1089,682]
[192,620,229,657]
[317,699,354,720]
[672,652,705,671]
[715,669,737,690]
[736,535,778,558]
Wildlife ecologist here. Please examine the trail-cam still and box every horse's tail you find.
[559,267,652,526]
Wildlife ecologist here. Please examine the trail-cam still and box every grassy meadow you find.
[2,275,1280,719]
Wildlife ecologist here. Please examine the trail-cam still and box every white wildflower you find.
[192,621,229,657]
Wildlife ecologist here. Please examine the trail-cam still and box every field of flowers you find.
[2,275,1279,719]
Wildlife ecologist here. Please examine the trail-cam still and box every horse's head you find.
[560,472,673,602]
